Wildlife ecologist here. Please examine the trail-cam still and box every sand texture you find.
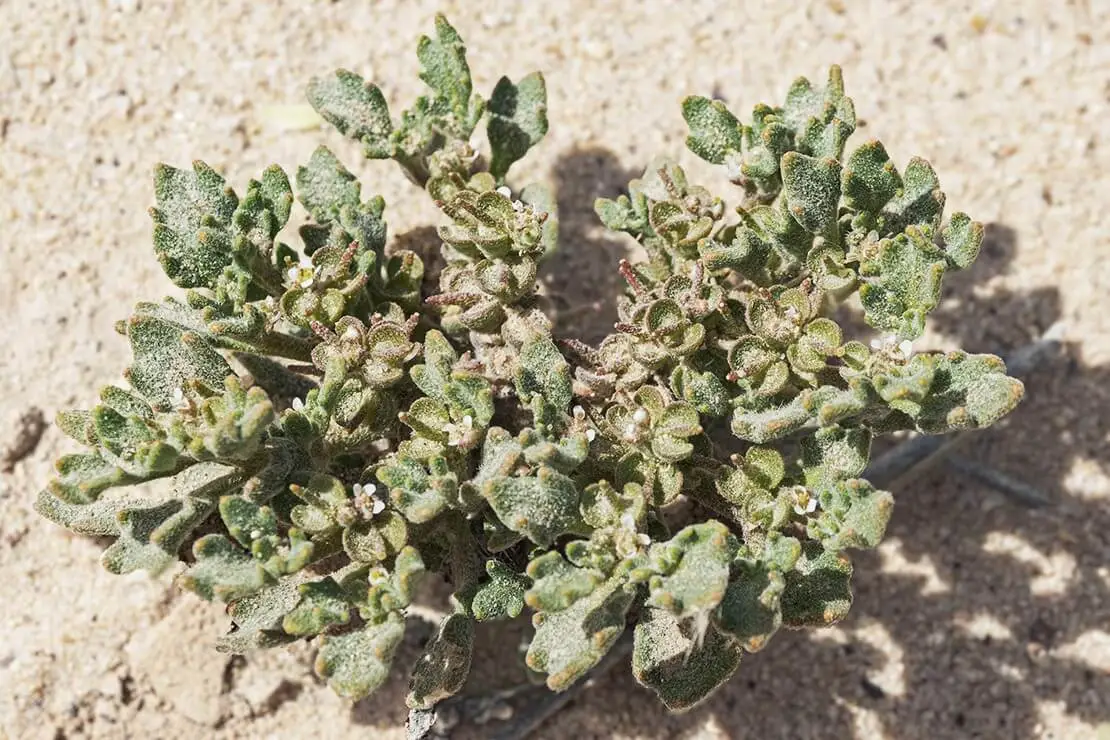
[2,0,1108,738]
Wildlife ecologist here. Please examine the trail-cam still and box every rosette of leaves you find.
[307,14,548,187]
[597,160,724,280]
[35,15,1028,725]
[428,183,555,334]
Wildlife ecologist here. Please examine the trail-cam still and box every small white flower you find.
[291,397,305,411]
[444,415,476,447]
[793,490,819,516]
[342,325,360,342]
[872,335,912,357]
[586,428,597,442]
[572,405,586,421]
[496,185,512,198]
[623,423,638,441]
[620,512,636,531]
[466,137,482,161]
[287,257,316,288]
[784,306,800,322]
[249,529,262,540]
[725,157,743,182]
[352,483,386,518]
[632,407,649,424]
[368,566,389,586]
[171,387,189,410]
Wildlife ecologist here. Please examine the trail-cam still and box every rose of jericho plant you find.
[35,15,1024,714]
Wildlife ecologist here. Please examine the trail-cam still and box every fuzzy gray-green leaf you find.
[307,69,394,158]
[632,607,743,712]
[488,72,548,180]
[314,614,405,700]
[151,161,237,288]
[682,96,742,165]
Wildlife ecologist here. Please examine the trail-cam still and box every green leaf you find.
[525,551,604,613]
[810,479,894,551]
[579,480,644,530]
[525,576,634,691]
[800,426,871,490]
[416,14,482,135]
[487,72,548,180]
[282,578,352,636]
[941,212,983,270]
[410,329,457,400]
[858,228,947,340]
[670,365,730,418]
[178,534,271,602]
[124,303,232,409]
[379,455,453,524]
[216,571,312,652]
[314,614,405,700]
[882,156,945,234]
[151,161,237,288]
[781,152,841,237]
[34,489,127,535]
[842,139,901,214]
[234,165,294,252]
[339,196,388,256]
[714,545,794,653]
[916,351,1024,433]
[780,542,853,627]
[632,607,743,712]
[406,612,474,710]
[781,66,855,161]
[102,496,217,575]
[48,453,132,504]
[644,521,736,619]
[469,559,530,621]
[296,146,362,224]
[220,495,279,549]
[307,69,394,158]
[682,96,742,165]
[343,511,408,563]
[730,397,810,443]
[515,336,573,416]
[483,467,581,547]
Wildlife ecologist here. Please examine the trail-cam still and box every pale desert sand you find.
[1,1,1108,738]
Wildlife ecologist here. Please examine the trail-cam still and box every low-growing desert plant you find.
[36,13,1023,719]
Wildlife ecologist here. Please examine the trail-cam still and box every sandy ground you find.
[2,0,1109,738]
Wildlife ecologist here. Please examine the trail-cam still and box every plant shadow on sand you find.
[348,150,1109,739]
